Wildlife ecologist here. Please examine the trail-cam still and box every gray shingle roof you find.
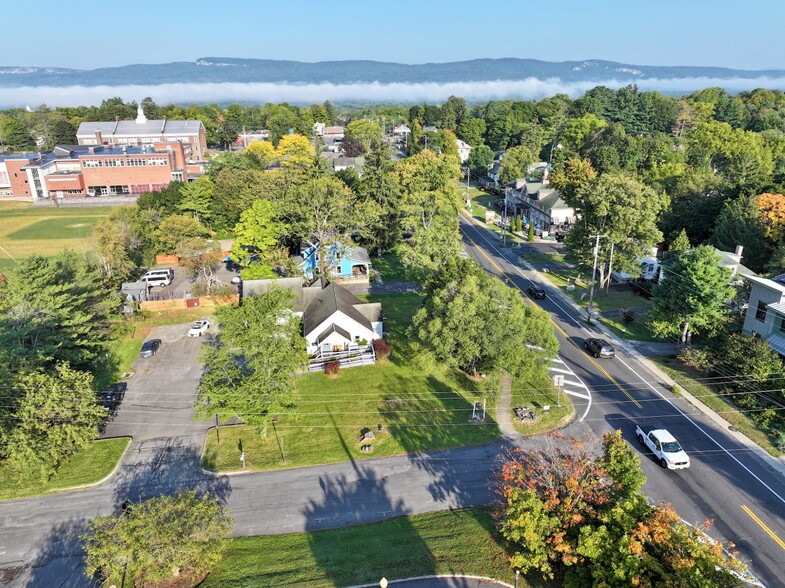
[77,119,203,137]
[302,282,373,337]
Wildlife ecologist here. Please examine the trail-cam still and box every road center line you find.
[741,505,785,551]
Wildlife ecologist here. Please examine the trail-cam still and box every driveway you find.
[102,323,216,496]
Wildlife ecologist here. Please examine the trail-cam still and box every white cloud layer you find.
[2,76,785,108]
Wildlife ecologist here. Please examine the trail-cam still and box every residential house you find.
[480,160,502,191]
[456,139,472,163]
[323,126,345,141]
[504,180,575,234]
[235,129,270,148]
[313,122,326,136]
[617,245,755,284]
[302,282,383,358]
[392,124,411,141]
[242,278,383,369]
[299,242,372,282]
[742,275,785,356]
[331,156,365,173]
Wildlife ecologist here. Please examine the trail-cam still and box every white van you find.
[140,268,173,287]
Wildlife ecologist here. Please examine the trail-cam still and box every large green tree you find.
[649,246,734,344]
[412,260,557,376]
[83,491,233,586]
[557,165,664,290]
[498,145,536,185]
[196,287,307,429]
[230,198,285,273]
[393,149,461,274]
[1,363,106,479]
[0,252,119,372]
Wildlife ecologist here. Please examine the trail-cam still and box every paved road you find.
[2,228,785,586]
[458,215,785,587]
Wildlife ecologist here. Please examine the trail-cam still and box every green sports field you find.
[0,202,113,271]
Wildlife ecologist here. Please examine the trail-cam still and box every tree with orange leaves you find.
[493,431,747,586]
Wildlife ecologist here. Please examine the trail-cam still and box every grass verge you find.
[510,371,574,435]
[652,357,783,457]
[201,508,540,588]
[0,437,130,501]
[371,248,415,283]
[203,293,501,472]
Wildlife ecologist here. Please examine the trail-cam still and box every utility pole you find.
[588,234,605,324]
[605,241,615,294]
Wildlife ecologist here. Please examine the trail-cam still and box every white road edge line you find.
[464,216,592,421]
[466,214,785,505]
[616,354,785,506]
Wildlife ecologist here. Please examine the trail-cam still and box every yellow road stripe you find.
[741,504,785,551]
[462,223,642,409]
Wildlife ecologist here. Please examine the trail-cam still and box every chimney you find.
[735,245,744,258]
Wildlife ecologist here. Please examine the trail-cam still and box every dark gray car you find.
[584,337,615,358]
[140,338,162,357]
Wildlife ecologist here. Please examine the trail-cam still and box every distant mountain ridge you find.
[0,57,783,88]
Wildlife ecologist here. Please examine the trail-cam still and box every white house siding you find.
[305,310,378,351]
[742,277,785,336]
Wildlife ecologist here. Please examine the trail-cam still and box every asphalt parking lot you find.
[102,322,213,445]
[147,262,241,300]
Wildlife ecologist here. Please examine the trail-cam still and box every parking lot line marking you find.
[742,505,785,551]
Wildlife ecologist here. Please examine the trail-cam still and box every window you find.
[109,185,129,195]
[130,184,149,194]
[756,300,768,322]
[104,159,124,167]
[82,160,100,168]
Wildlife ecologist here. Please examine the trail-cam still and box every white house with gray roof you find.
[742,275,785,356]
[77,105,207,160]
[504,179,575,233]
[241,279,383,369]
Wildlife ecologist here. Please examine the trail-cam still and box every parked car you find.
[584,338,615,358]
[188,319,210,337]
[100,382,127,413]
[527,286,546,299]
[140,339,162,357]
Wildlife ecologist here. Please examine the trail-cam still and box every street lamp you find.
[380,578,388,588]
[515,569,520,588]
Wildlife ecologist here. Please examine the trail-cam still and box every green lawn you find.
[202,508,543,588]
[371,248,415,283]
[652,357,783,457]
[510,371,574,435]
[0,437,130,501]
[0,202,113,264]
[203,293,501,472]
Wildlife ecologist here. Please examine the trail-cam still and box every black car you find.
[528,286,546,299]
[100,382,127,413]
[140,338,162,357]
[584,338,615,358]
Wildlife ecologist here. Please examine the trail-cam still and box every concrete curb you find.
[52,436,133,493]
[350,574,513,588]
[536,264,785,480]
[461,211,785,479]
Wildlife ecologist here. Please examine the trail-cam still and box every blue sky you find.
[5,0,784,70]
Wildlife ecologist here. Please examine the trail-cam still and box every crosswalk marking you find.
[563,390,591,400]
[548,367,574,375]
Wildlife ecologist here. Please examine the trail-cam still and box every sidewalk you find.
[462,212,785,479]
[531,259,785,479]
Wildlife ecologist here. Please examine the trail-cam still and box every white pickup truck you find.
[635,424,690,470]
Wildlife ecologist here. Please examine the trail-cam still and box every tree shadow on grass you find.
[302,413,436,586]
[382,374,509,510]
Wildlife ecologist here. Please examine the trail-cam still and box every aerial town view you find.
[1,1,785,586]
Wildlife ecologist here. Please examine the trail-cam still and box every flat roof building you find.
[76,105,207,161]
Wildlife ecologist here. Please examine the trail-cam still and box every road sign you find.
[553,374,565,387]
